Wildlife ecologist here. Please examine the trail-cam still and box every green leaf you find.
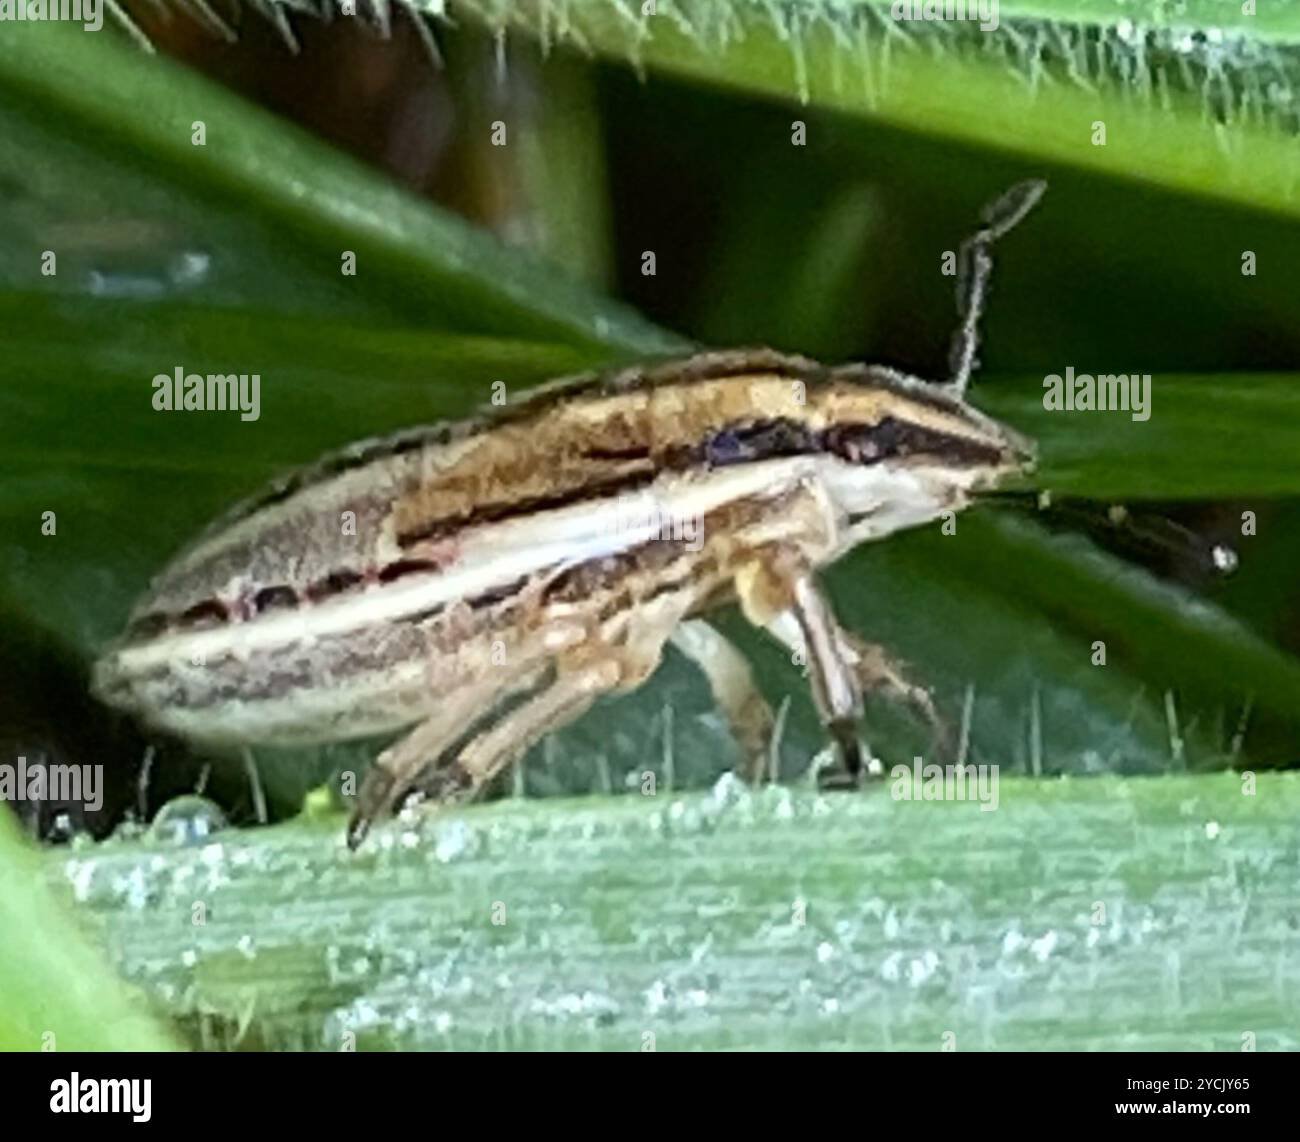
[451,0,1300,218]
[983,375,1300,500]
[0,811,177,1050]
[4,0,1300,1056]
[43,776,1300,1050]
[828,513,1300,772]
[0,19,684,353]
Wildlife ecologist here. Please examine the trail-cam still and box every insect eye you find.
[705,429,745,465]
[825,418,918,465]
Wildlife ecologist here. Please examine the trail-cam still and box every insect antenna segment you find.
[946,179,1048,395]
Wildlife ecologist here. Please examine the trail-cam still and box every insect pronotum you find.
[93,180,1046,848]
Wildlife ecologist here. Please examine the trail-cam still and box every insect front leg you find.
[733,550,864,785]
[767,613,948,760]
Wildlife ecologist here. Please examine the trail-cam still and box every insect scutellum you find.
[91,179,1047,848]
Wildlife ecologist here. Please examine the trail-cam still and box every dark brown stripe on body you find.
[126,350,996,646]
[398,412,1001,547]
[208,350,823,533]
[125,407,996,647]
[124,483,808,740]
[176,349,974,587]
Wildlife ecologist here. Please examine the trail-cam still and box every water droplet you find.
[880,951,903,982]
[63,857,98,903]
[908,950,939,986]
[168,250,210,286]
[150,795,227,847]
[1212,544,1238,573]
[708,770,748,809]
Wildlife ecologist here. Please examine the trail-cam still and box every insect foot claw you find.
[345,812,371,852]
[809,736,870,792]
[347,766,397,851]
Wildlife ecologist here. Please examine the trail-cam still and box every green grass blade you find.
[450,0,1300,219]
[43,777,1300,1050]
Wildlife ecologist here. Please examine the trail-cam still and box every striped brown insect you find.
[93,180,1045,847]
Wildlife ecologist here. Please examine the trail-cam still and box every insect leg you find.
[347,665,545,850]
[431,596,697,803]
[425,658,625,806]
[735,555,863,783]
[839,630,948,754]
[768,614,948,757]
[787,574,866,783]
[670,618,776,784]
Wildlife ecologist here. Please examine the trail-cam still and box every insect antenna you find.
[983,492,1240,583]
[946,179,1048,395]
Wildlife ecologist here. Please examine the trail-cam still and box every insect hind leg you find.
[347,665,545,849]
[419,658,624,810]
[670,618,776,785]
[388,636,679,826]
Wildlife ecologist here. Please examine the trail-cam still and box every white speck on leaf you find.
[64,858,97,903]
[708,770,748,809]
[645,979,667,1015]
[908,951,939,987]
[881,951,903,982]
[1030,930,1058,963]
[433,819,477,862]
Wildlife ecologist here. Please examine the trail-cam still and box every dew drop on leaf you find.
[149,795,228,847]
